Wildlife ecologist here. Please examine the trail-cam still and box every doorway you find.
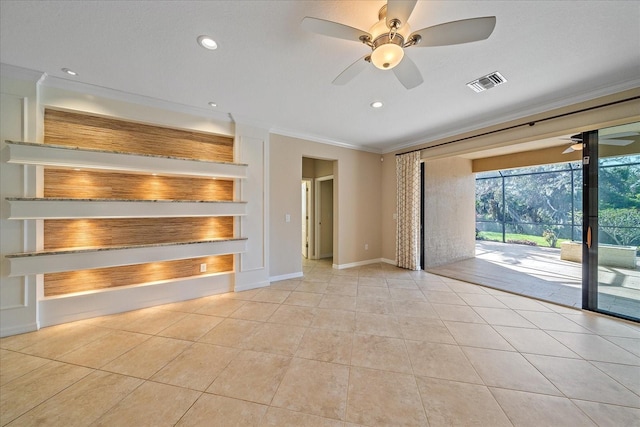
[316,176,334,260]
[302,157,335,262]
[583,122,640,321]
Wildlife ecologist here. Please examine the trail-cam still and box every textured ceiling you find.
[1,1,638,153]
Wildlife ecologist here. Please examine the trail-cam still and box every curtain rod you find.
[395,95,640,156]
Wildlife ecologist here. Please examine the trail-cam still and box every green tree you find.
[599,162,640,209]
[599,208,640,246]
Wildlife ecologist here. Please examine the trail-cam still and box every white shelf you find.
[38,273,234,327]
[6,238,247,276]
[7,198,247,219]
[4,141,248,178]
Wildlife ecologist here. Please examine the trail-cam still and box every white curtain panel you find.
[396,151,421,270]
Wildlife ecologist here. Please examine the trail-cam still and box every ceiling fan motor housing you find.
[301,1,498,88]
[371,33,405,68]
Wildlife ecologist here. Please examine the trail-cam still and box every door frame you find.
[582,130,599,311]
[582,127,639,322]
[315,175,334,260]
[301,178,313,258]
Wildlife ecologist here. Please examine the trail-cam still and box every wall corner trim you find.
[269,272,304,282]
[333,258,385,270]
[0,322,39,338]
[234,280,270,292]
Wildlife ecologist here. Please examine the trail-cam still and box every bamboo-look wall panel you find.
[42,109,237,296]
[44,255,234,297]
[44,109,234,162]
[44,169,234,200]
[44,217,234,250]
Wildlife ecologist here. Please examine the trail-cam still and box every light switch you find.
[285,214,291,223]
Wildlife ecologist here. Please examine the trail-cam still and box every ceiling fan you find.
[301,0,496,89]
[561,132,637,154]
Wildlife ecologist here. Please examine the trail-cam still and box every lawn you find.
[477,231,570,248]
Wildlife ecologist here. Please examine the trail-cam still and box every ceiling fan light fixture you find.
[570,142,583,151]
[371,42,404,70]
[368,8,411,71]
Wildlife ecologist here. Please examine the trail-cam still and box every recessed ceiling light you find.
[370,101,383,108]
[208,102,217,108]
[197,35,218,50]
[62,68,78,76]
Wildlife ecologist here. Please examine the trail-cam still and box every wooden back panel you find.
[44,217,234,250]
[42,109,236,296]
[44,255,234,297]
[44,169,234,200]
[44,109,234,162]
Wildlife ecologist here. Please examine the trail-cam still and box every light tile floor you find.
[429,241,640,318]
[1,259,639,426]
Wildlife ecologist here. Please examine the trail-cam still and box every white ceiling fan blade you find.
[301,17,370,42]
[332,55,370,85]
[386,0,418,27]
[392,56,423,89]
[411,16,497,47]
[600,138,634,146]
[562,146,576,154]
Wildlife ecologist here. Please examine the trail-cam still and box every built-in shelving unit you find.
[4,140,248,178]
[7,198,247,219]
[4,110,247,304]
[6,238,247,276]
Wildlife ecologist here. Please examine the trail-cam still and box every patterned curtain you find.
[396,151,421,270]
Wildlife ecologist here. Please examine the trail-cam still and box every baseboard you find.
[234,280,270,292]
[269,272,303,282]
[0,322,39,338]
[333,258,385,270]
[381,258,396,265]
[39,274,233,328]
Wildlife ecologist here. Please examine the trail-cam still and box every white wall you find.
[0,66,42,336]
[0,65,269,335]
[423,157,476,268]
[234,123,270,291]
[381,153,476,269]
[270,134,383,279]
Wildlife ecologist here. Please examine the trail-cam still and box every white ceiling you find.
[1,1,638,154]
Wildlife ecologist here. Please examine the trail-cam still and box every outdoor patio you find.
[428,240,639,319]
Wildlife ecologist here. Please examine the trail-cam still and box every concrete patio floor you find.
[427,240,639,320]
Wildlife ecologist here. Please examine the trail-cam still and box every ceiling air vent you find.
[466,71,507,93]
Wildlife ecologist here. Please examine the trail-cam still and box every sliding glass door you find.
[584,122,640,321]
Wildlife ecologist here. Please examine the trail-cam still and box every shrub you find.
[543,228,558,248]
[506,239,537,246]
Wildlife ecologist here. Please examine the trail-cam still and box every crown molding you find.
[229,113,274,132]
[0,63,46,83]
[270,126,382,154]
[383,77,640,154]
[39,74,233,123]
